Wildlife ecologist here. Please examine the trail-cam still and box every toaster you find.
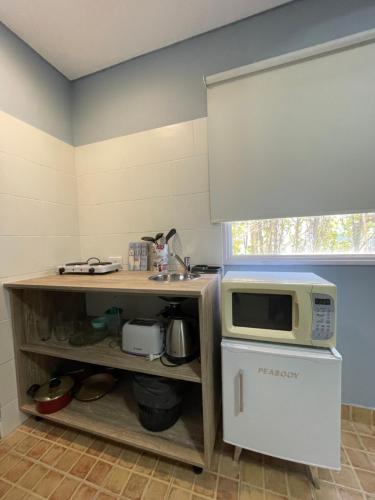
[122,319,164,357]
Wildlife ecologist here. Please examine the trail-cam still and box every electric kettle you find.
[166,317,196,364]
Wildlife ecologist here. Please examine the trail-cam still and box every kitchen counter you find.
[5,270,218,297]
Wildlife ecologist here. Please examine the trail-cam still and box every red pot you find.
[27,376,74,414]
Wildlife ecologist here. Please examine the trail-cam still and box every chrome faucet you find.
[170,253,190,273]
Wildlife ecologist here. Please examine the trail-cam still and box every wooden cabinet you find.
[5,271,221,469]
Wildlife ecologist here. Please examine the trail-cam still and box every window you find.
[225,213,375,265]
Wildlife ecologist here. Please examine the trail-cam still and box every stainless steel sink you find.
[148,272,200,282]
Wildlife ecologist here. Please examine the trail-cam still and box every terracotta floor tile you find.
[0,479,12,497]
[18,419,38,434]
[239,482,264,500]
[57,429,79,447]
[71,483,99,500]
[18,463,49,489]
[356,469,375,494]
[2,431,27,449]
[167,487,191,500]
[70,433,94,453]
[86,438,107,457]
[54,449,82,472]
[27,439,51,460]
[362,437,375,453]
[153,457,175,482]
[118,447,141,470]
[39,443,66,466]
[33,469,64,498]
[240,453,264,488]
[317,467,334,482]
[264,493,287,500]
[347,449,375,471]
[143,479,169,500]
[332,466,361,489]
[97,492,117,500]
[49,476,80,500]
[46,424,66,441]
[104,465,130,495]
[342,421,356,432]
[100,442,124,464]
[353,423,375,437]
[217,476,238,500]
[0,447,8,461]
[31,421,53,438]
[315,482,340,500]
[219,450,240,479]
[3,457,33,483]
[337,487,366,499]
[287,470,314,499]
[134,453,157,475]
[86,459,112,486]
[2,486,27,500]
[194,470,217,497]
[173,462,196,490]
[264,465,287,496]
[122,473,148,500]
[0,453,21,476]
[342,448,351,465]
[14,435,38,455]
[69,454,96,479]
[342,432,365,450]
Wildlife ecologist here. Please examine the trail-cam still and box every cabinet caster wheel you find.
[192,466,203,475]
[34,416,43,422]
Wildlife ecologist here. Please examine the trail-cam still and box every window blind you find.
[206,30,375,223]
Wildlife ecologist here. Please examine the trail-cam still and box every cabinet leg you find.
[233,446,242,462]
[306,465,320,489]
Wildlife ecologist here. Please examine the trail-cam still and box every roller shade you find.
[206,30,375,223]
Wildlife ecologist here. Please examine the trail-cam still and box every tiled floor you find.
[0,417,375,499]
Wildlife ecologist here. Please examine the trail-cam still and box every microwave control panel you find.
[312,293,335,340]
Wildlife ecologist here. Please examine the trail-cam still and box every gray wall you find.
[226,265,375,408]
[71,0,375,408]
[0,22,72,144]
[72,0,375,146]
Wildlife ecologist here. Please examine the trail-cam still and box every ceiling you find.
[0,0,292,80]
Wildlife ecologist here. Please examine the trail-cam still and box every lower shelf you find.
[21,378,205,467]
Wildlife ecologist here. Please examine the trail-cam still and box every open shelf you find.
[22,377,204,467]
[20,337,201,383]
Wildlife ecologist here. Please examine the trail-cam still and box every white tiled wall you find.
[0,115,221,437]
[0,111,79,436]
[76,118,222,267]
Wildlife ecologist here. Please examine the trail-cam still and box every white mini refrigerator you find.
[222,339,342,469]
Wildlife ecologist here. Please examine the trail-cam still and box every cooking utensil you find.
[154,232,164,242]
[142,236,156,243]
[74,373,118,402]
[165,228,176,243]
[27,376,74,414]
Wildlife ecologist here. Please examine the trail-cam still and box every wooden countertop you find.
[5,270,218,296]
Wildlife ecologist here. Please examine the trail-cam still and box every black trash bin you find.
[132,373,185,432]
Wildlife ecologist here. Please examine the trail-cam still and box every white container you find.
[152,243,169,272]
[221,338,342,469]
[128,243,135,271]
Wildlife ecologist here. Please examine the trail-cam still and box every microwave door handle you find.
[294,300,300,329]
[235,369,244,415]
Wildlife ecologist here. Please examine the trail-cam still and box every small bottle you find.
[128,243,135,271]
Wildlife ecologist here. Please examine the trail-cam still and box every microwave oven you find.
[222,271,336,348]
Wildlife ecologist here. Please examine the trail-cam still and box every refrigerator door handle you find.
[235,369,244,415]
